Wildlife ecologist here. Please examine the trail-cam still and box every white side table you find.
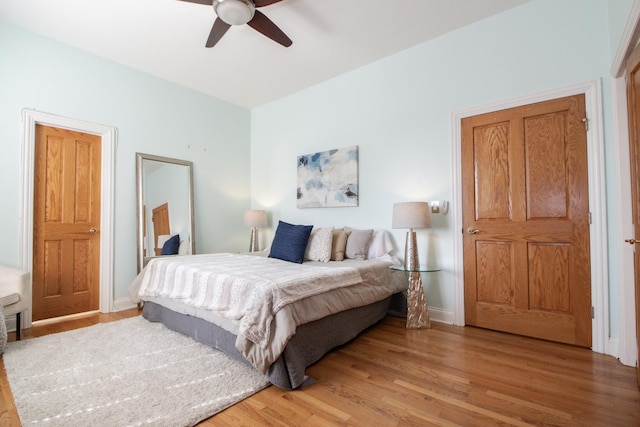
[389,265,440,329]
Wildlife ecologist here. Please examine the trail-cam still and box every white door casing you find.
[451,80,609,356]
[607,0,640,369]
[19,109,117,328]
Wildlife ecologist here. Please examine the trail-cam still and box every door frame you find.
[451,79,609,355]
[608,0,640,370]
[19,109,117,329]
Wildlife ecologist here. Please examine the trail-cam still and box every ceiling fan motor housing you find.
[213,0,255,26]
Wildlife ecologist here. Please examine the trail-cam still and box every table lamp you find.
[392,202,431,270]
[244,210,267,252]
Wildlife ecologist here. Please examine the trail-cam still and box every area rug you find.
[2,316,270,426]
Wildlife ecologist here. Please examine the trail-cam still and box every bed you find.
[129,225,407,389]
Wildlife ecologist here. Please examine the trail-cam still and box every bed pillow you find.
[268,221,313,264]
[160,234,180,255]
[178,238,191,255]
[367,229,394,260]
[304,227,334,262]
[330,229,350,261]
[344,227,373,260]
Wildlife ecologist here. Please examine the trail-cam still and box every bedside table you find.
[388,265,440,329]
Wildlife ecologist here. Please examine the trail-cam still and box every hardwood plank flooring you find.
[0,311,638,426]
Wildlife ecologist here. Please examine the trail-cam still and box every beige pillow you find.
[304,227,334,262]
[331,229,350,261]
[344,227,374,260]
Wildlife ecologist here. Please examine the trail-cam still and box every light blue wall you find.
[0,22,252,301]
[607,0,635,60]
[251,0,619,330]
[0,0,632,339]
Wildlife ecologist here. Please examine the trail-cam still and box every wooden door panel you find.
[74,140,97,222]
[43,240,62,297]
[528,243,570,313]
[473,122,511,220]
[152,202,170,256]
[33,125,101,321]
[43,135,64,222]
[463,94,591,347]
[475,241,514,306]
[525,113,568,219]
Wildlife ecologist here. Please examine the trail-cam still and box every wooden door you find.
[33,125,101,321]
[462,94,592,347]
[625,43,640,386]
[152,202,170,256]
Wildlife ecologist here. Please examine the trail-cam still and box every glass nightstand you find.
[388,265,440,329]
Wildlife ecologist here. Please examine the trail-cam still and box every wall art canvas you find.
[297,145,358,208]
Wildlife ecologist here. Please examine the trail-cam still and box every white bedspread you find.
[137,253,362,350]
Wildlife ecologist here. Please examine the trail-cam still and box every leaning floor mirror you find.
[136,153,195,272]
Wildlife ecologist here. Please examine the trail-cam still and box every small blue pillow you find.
[268,221,313,264]
[161,234,180,255]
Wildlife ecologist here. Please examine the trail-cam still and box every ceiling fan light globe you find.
[213,0,255,26]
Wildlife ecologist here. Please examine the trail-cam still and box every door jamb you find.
[451,80,608,355]
[608,0,640,369]
[19,109,117,329]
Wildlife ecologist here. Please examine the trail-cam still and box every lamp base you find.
[407,272,430,328]
[404,230,419,271]
[249,227,259,252]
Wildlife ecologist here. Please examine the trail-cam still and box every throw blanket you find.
[137,253,362,350]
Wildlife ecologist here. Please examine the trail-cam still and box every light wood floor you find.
[1,310,638,426]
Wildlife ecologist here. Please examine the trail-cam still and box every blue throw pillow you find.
[268,221,313,264]
[161,234,180,255]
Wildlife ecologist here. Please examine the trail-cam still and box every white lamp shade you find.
[244,210,267,228]
[392,202,431,229]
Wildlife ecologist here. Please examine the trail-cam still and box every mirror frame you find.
[136,153,195,272]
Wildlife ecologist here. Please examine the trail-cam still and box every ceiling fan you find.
[179,0,292,48]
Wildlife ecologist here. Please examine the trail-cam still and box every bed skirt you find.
[142,296,393,390]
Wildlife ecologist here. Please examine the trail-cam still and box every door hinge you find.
[589,212,592,224]
[582,117,589,131]
[591,306,595,319]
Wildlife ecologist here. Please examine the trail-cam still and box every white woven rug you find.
[2,316,269,426]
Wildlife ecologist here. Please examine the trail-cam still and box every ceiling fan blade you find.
[253,0,284,7]
[247,10,292,47]
[206,17,231,48]
[177,0,213,5]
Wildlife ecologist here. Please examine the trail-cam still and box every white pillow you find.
[178,238,191,255]
[304,227,334,262]
[367,229,393,260]
[157,234,172,249]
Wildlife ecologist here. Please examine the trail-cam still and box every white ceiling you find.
[0,0,529,108]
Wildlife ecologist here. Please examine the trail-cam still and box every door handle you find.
[89,228,97,234]
[625,238,640,245]
[467,227,481,234]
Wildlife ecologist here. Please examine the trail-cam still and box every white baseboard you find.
[112,298,137,312]
[428,307,455,325]
[606,337,635,368]
[4,314,17,333]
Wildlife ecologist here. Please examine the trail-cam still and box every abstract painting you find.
[297,145,358,208]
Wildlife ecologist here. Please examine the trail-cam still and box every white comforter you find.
[133,253,406,372]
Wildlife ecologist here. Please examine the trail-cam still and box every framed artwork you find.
[297,145,358,208]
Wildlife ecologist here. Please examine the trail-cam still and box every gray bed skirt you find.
[142,296,395,390]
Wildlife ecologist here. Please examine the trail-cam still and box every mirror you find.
[136,153,195,272]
